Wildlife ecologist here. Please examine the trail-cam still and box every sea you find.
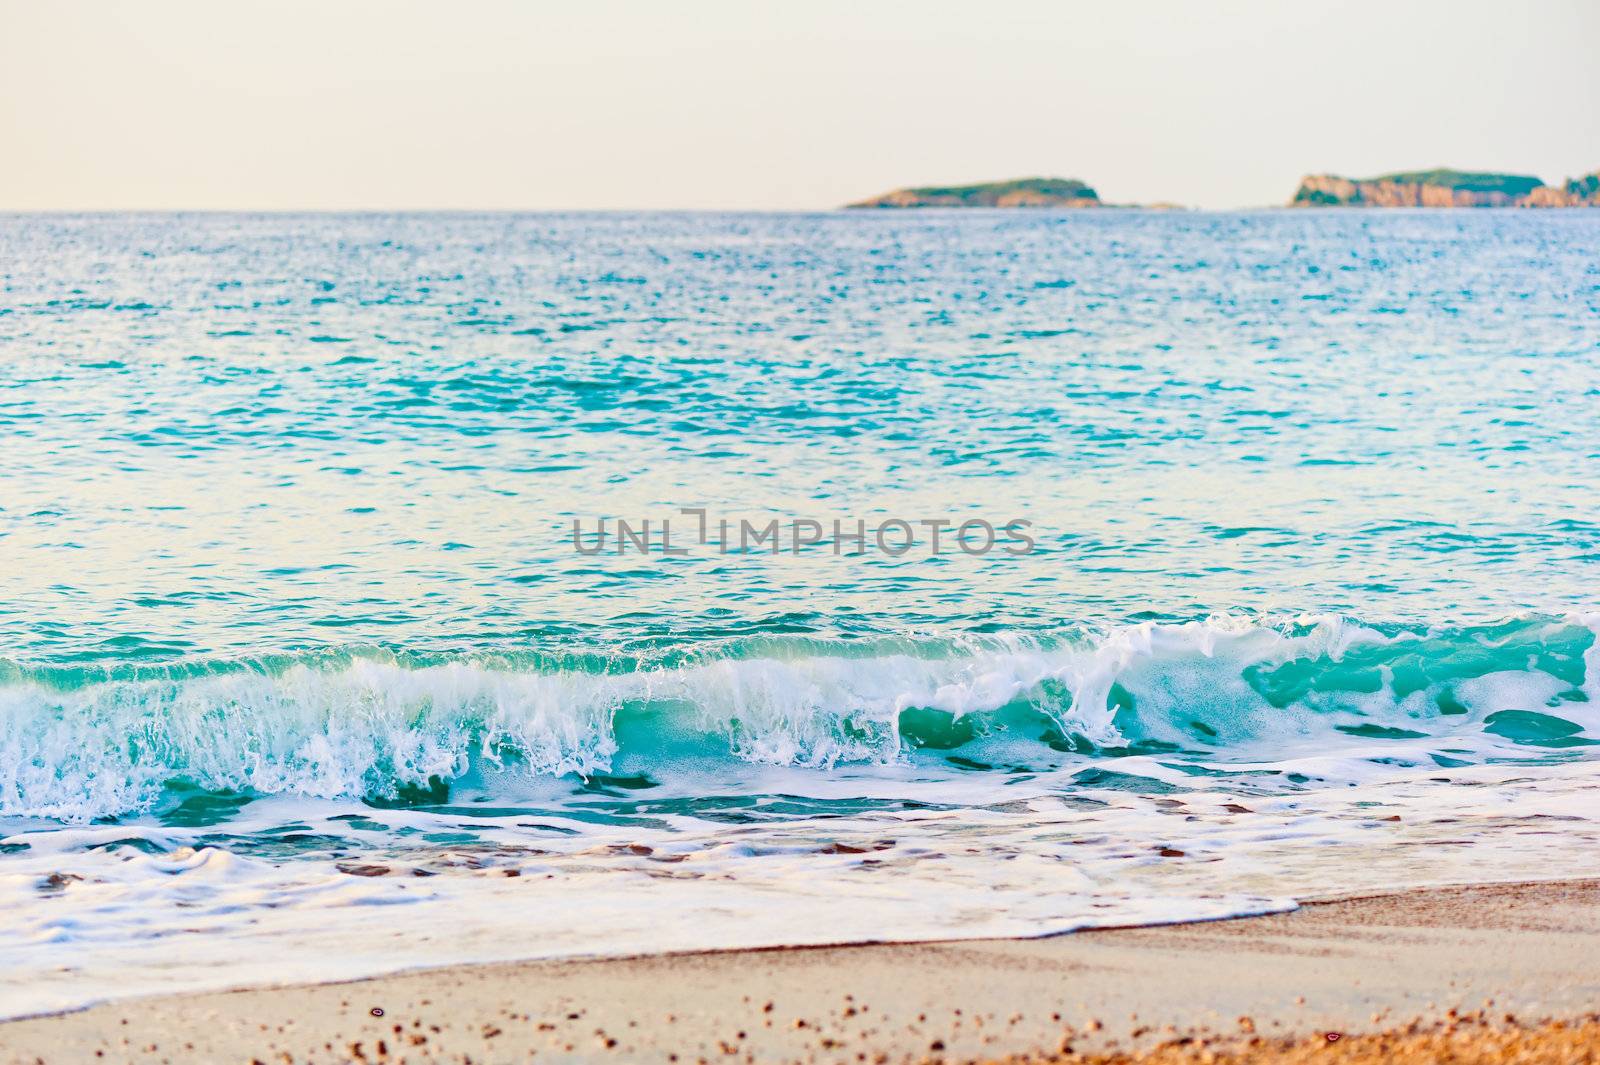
[1,208,1598,1018]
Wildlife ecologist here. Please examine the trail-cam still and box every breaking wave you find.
[3,614,1597,821]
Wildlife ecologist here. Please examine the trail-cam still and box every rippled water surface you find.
[1,210,1598,1016]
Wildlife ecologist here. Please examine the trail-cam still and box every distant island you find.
[844,169,1600,210]
[1292,168,1600,208]
[847,177,1100,208]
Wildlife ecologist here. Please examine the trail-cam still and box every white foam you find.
[5,758,1600,1020]
[2,615,1596,820]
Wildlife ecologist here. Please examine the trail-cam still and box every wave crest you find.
[2,614,1596,821]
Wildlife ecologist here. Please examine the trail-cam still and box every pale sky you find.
[2,0,1597,211]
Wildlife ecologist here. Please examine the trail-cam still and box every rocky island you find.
[847,176,1100,208]
[1292,168,1600,207]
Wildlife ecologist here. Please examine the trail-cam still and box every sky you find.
[2,0,1597,211]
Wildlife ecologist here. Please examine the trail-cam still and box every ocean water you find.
[2,209,1599,1017]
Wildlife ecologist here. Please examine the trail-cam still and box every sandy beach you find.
[4,878,1598,1064]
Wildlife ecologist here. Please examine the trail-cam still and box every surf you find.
[3,613,1594,823]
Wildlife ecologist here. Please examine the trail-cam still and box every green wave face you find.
[2,616,1594,823]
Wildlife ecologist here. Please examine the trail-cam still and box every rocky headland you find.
[1292,168,1600,207]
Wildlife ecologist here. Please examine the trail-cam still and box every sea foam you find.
[1,615,1594,822]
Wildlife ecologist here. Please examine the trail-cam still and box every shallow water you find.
[1,210,1598,1016]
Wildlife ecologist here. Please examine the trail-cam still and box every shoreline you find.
[5,878,1600,1063]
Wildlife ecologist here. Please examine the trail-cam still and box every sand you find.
[4,879,1600,1064]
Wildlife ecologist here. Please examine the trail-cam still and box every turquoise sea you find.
[2,209,1598,1015]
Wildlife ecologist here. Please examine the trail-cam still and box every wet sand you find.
[4,879,1599,1064]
